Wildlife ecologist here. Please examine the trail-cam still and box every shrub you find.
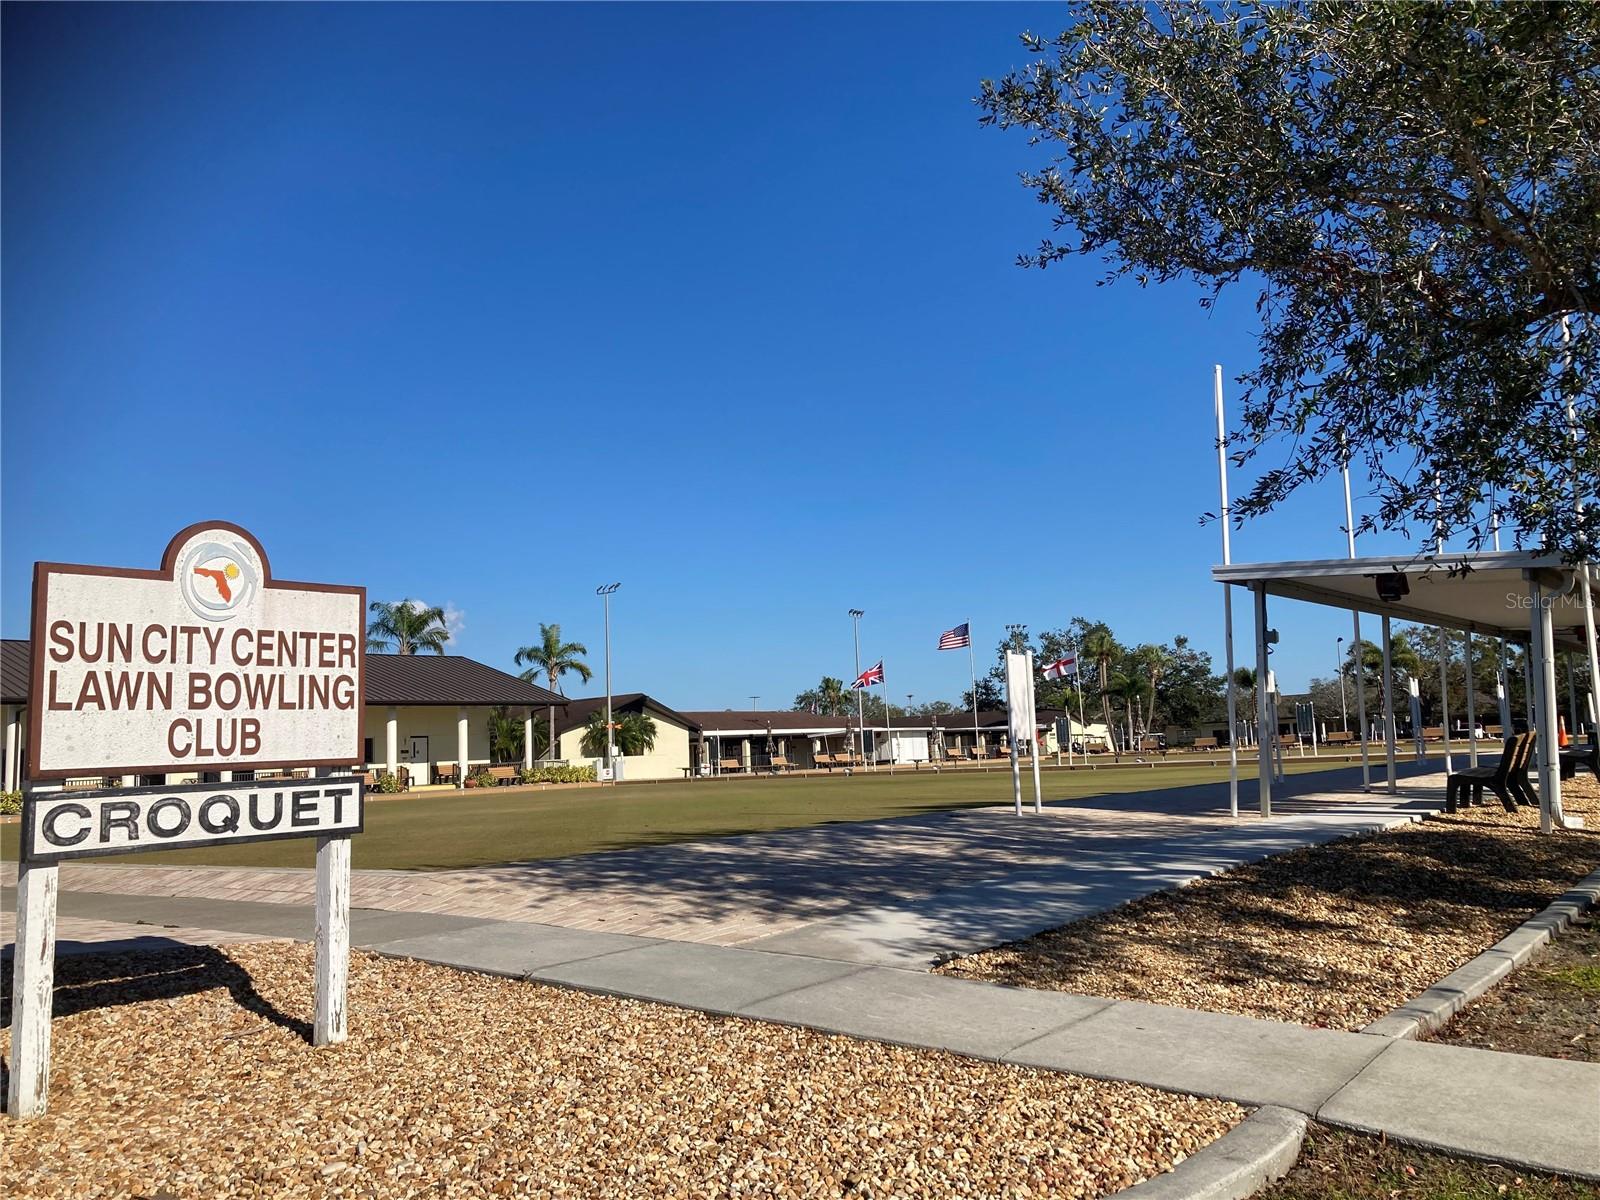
[372,772,406,794]
[466,768,495,789]
[0,790,22,815]
[517,764,598,785]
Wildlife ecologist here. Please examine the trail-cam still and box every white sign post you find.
[1004,650,1042,815]
[9,522,364,1119]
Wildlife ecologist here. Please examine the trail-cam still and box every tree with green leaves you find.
[514,623,592,760]
[794,676,851,716]
[486,706,540,765]
[581,709,658,758]
[980,1,1599,556]
[366,600,450,656]
[1082,626,1123,760]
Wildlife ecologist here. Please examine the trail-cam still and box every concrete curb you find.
[1361,864,1600,1040]
[1107,1106,1306,1200]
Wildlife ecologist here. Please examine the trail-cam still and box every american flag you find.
[851,660,884,689]
[937,623,970,650]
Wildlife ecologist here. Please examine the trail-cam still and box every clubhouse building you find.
[2,638,565,792]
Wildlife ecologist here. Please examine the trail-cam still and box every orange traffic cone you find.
[1559,716,1570,748]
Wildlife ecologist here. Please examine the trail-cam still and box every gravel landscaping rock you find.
[1,942,1242,1199]
[940,777,1600,1031]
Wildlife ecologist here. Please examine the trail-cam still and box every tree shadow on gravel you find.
[0,942,310,1038]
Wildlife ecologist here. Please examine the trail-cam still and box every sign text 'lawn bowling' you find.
[9,521,365,1122]
[29,521,365,777]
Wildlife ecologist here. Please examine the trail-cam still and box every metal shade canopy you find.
[1213,551,1593,651]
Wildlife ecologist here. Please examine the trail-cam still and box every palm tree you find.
[1082,628,1120,760]
[486,706,528,764]
[366,600,450,655]
[1135,643,1171,735]
[819,676,847,716]
[1108,668,1152,752]
[580,710,657,758]
[514,623,592,760]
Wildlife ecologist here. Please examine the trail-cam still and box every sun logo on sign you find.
[178,540,258,621]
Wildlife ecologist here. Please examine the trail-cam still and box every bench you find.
[717,757,744,774]
[767,755,794,772]
[945,747,969,762]
[1447,733,1531,813]
[1189,737,1219,752]
[1485,725,1505,739]
[489,765,520,786]
[1138,736,1167,756]
[433,763,460,786]
[1276,735,1299,749]
[1422,726,1446,742]
[1325,731,1354,745]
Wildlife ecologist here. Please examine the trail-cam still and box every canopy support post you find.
[1381,615,1398,795]
[1253,583,1272,818]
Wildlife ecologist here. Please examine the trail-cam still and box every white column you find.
[121,775,138,788]
[7,861,58,1117]
[1530,579,1567,833]
[457,706,470,786]
[1438,627,1454,773]
[1381,615,1398,794]
[385,706,398,775]
[1465,632,1479,769]
[2,705,19,792]
[523,708,534,771]
[740,738,750,771]
[1253,583,1272,818]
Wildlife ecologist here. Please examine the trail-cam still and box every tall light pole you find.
[1336,636,1348,733]
[597,582,621,774]
[849,609,865,767]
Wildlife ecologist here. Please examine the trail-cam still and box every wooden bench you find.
[1422,726,1446,742]
[767,755,794,772]
[1138,736,1167,756]
[1485,725,1505,739]
[434,763,460,786]
[812,752,837,770]
[1276,735,1298,749]
[489,765,520,785]
[1189,737,1219,752]
[717,757,744,774]
[945,747,969,762]
[1325,731,1354,746]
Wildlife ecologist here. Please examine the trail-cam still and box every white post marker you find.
[1381,615,1398,794]
[1215,366,1240,817]
[1253,583,1272,818]
[1465,633,1479,769]
[9,521,364,1119]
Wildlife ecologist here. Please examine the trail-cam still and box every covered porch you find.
[1216,550,1596,831]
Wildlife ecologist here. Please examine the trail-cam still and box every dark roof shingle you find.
[2,639,29,704]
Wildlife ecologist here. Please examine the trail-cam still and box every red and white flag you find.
[1042,655,1079,681]
[937,623,971,650]
[851,660,884,689]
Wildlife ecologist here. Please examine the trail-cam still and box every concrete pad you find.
[740,966,1113,1059]
[367,920,658,976]
[529,941,866,1014]
[1319,1039,1600,1180]
[1004,999,1388,1112]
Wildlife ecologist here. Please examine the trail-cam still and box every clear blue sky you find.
[2,2,1432,709]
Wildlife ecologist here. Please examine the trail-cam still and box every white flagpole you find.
[1492,507,1514,734]
[1342,451,1372,790]
[882,661,894,775]
[969,628,982,769]
[1215,366,1240,818]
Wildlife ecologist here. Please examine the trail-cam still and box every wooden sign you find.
[8,522,363,1121]
[29,521,364,778]
[21,778,364,862]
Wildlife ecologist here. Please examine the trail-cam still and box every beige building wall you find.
[361,704,496,782]
[557,712,692,781]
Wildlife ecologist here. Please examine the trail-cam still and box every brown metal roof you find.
[2,639,29,704]
[0,640,563,709]
[553,694,699,735]
[364,654,567,707]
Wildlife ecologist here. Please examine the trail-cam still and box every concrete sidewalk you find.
[360,916,1598,1180]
